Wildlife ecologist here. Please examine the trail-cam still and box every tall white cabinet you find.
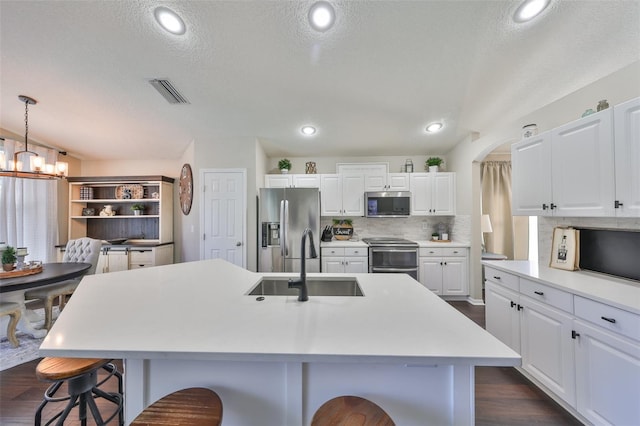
[613,97,640,217]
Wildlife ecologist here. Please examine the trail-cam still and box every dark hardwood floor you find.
[0,302,582,425]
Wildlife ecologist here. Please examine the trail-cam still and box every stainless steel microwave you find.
[365,191,411,217]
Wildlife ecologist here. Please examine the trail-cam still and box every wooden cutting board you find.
[0,265,43,279]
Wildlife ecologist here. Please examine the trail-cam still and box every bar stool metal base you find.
[35,362,123,426]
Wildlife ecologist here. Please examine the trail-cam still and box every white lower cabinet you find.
[573,297,640,426]
[485,281,521,353]
[321,247,368,273]
[485,265,640,425]
[418,247,468,296]
[97,249,129,274]
[520,294,576,406]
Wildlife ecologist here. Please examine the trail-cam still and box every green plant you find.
[426,157,443,167]
[332,218,353,226]
[131,203,144,211]
[2,246,17,265]
[278,158,292,170]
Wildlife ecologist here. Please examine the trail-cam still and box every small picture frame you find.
[82,207,95,216]
[550,227,580,271]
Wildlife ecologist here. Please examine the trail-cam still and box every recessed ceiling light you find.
[426,123,443,133]
[513,0,550,23]
[308,1,335,32]
[154,7,186,35]
[301,125,317,136]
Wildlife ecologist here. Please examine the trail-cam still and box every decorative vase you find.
[332,224,354,241]
[428,166,438,173]
[281,169,289,174]
[305,162,317,174]
[2,263,14,272]
[133,210,142,216]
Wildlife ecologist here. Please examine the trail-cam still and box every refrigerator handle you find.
[280,200,288,257]
[284,200,289,256]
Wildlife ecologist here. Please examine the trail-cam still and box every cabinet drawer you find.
[419,247,444,256]
[575,296,640,342]
[321,247,345,257]
[345,247,366,257]
[520,279,573,313]
[484,267,519,291]
[129,263,152,269]
[129,250,153,264]
[441,247,466,257]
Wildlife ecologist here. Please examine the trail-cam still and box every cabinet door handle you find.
[571,330,580,339]
[453,251,458,254]
[510,301,516,308]
[601,316,616,324]
[443,262,447,265]
[534,291,544,296]
[542,203,548,210]
[615,200,623,208]
[517,304,523,311]
[493,276,501,280]
[440,261,443,265]
[550,203,556,210]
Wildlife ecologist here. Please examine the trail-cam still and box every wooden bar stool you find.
[35,357,123,426]
[0,301,21,347]
[312,395,395,426]
[131,387,223,426]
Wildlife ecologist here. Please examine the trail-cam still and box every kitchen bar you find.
[40,259,520,425]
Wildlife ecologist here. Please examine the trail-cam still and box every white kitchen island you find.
[40,259,520,425]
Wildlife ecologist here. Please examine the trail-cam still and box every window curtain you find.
[0,139,59,262]
[481,161,528,260]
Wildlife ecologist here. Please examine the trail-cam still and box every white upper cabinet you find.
[320,174,365,217]
[387,173,410,191]
[264,174,320,188]
[512,107,618,217]
[410,173,455,216]
[614,97,640,217]
[511,132,553,216]
[551,109,615,217]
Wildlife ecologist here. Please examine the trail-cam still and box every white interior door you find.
[201,169,246,267]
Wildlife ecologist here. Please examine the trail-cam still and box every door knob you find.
[236,242,242,246]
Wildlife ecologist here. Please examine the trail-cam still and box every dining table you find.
[0,262,91,338]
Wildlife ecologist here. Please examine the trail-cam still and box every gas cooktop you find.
[361,237,418,247]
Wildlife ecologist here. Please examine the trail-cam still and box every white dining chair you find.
[24,238,102,331]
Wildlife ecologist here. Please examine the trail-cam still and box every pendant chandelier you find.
[0,95,68,179]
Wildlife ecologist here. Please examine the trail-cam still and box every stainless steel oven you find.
[362,237,418,280]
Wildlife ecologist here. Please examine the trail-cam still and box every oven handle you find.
[369,248,418,254]
[371,267,418,273]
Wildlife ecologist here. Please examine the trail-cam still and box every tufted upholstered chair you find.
[25,238,102,331]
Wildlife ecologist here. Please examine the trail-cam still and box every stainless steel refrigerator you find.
[258,187,320,273]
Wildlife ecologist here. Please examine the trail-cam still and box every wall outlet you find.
[422,223,430,230]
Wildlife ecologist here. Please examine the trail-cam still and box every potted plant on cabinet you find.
[131,203,144,216]
[2,246,17,271]
[332,218,354,240]
[278,158,292,174]
[426,157,443,173]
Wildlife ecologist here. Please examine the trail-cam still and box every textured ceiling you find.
[1,1,638,161]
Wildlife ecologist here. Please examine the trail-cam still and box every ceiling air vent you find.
[148,79,189,104]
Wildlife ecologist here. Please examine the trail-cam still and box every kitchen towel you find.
[549,227,580,271]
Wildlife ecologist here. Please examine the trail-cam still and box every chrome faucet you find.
[288,228,318,302]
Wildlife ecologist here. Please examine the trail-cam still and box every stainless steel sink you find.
[248,277,363,297]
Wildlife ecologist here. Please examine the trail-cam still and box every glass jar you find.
[405,159,414,173]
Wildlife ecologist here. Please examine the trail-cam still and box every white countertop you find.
[41,259,519,366]
[482,260,640,315]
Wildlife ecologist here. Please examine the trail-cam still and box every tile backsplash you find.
[538,216,640,266]
[321,215,471,243]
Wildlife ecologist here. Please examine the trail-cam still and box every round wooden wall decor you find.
[179,163,193,215]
